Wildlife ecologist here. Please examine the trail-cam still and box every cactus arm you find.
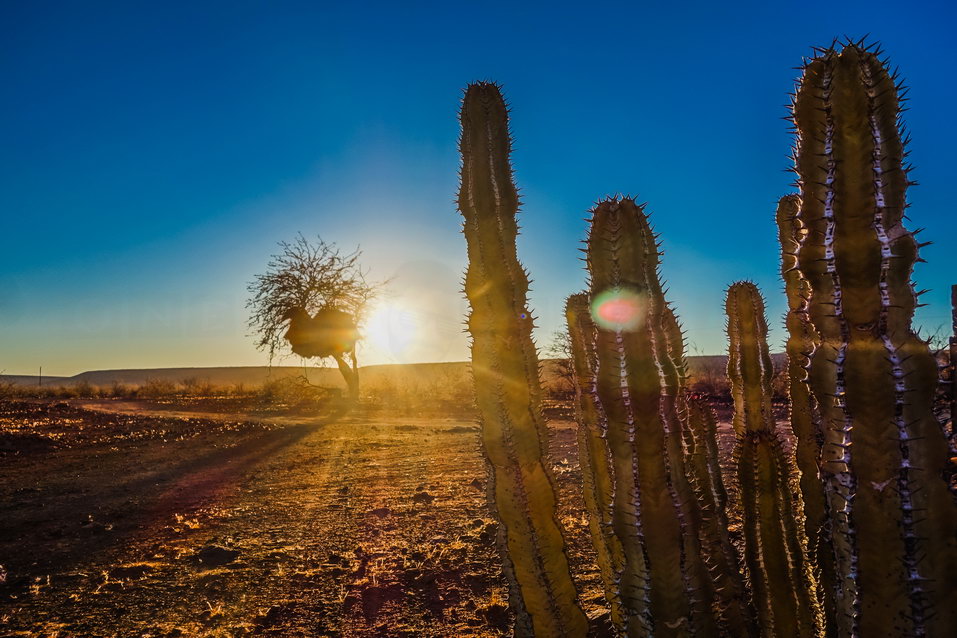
[458,82,588,637]
[662,303,756,636]
[776,195,838,632]
[726,284,776,437]
[566,293,627,633]
[588,197,717,636]
[726,282,823,637]
[791,50,862,638]
[793,43,957,637]
[686,398,730,524]
[588,216,654,636]
[685,396,758,637]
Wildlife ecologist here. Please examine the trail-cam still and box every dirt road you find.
[0,400,603,637]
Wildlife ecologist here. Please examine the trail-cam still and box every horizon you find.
[3,1,956,377]
[3,350,748,381]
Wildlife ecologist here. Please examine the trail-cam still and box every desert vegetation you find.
[458,39,956,637]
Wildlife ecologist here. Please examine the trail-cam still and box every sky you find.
[2,1,955,376]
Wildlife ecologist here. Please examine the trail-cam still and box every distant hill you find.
[1,362,472,389]
[70,366,335,388]
[0,374,70,387]
[1,354,785,390]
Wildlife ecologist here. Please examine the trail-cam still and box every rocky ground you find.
[0,399,620,637]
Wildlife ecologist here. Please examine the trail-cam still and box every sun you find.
[363,300,418,360]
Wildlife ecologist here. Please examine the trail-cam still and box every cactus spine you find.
[791,41,957,636]
[587,196,717,636]
[726,282,822,637]
[458,82,588,637]
[566,293,626,633]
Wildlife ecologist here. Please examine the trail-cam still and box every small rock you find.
[193,545,239,567]
[412,491,434,505]
[371,507,391,518]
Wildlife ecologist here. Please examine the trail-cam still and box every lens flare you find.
[590,288,646,331]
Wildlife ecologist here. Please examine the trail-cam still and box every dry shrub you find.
[362,368,474,416]
[179,377,216,397]
[257,377,329,411]
[110,382,132,398]
[138,378,178,399]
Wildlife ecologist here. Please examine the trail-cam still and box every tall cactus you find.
[726,282,822,637]
[663,303,756,636]
[587,196,717,636]
[458,81,588,637]
[684,396,758,637]
[566,293,626,633]
[776,195,837,632]
[791,41,957,636]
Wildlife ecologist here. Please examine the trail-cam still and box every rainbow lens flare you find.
[590,288,646,332]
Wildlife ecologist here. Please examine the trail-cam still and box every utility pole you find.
[38,366,42,388]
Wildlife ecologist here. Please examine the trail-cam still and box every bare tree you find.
[544,329,575,398]
[246,234,383,400]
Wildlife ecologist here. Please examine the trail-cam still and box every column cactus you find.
[565,293,626,633]
[776,194,837,632]
[587,196,717,636]
[458,81,588,637]
[791,41,957,636]
[684,396,757,637]
[726,281,822,637]
[663,304,756,636]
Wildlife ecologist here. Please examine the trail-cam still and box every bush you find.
[257,377,329,411]
[138,378,178,399]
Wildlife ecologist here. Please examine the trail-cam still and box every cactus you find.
[683,398,731,554]
[726,281,822,637]
[776,195,838,631]
[458,81,588,637]
[587,196,717,636]
[791,41,957,636]
[565,293,627,633]
[684,396,758,637]
[662,303,756,636]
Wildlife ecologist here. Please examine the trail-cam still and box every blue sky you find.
[2,1,955,376]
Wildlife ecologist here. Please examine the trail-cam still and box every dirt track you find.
[0,400,605,637]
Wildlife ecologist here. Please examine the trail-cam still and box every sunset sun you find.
[364,300,418,358]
